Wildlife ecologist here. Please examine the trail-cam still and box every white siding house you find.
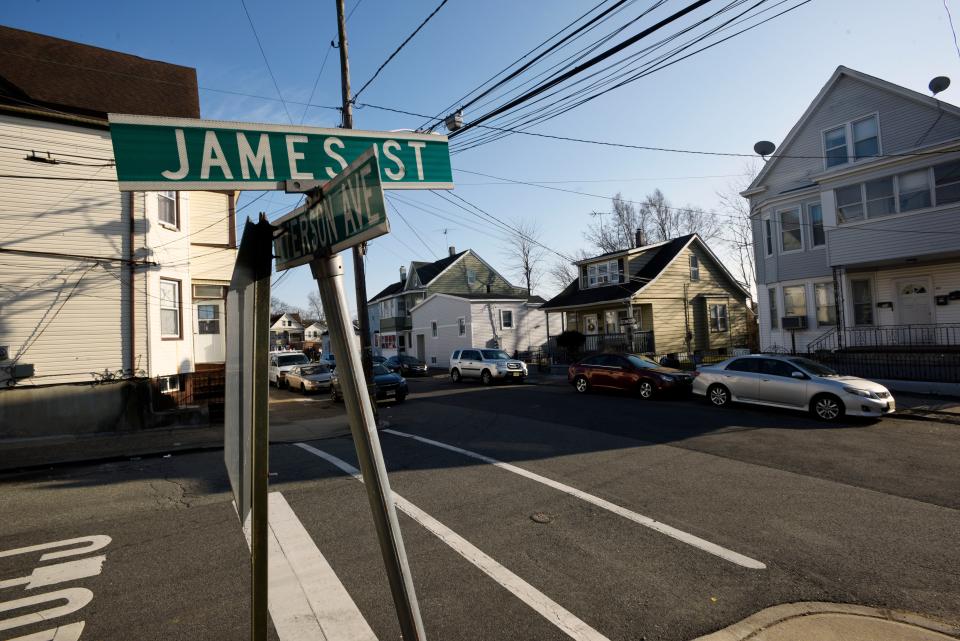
[410,293,557,368]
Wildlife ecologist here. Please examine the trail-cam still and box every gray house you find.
[744,66,960,356]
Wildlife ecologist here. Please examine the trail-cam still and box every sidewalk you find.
[691,602,959,641]
[893,394,960,425]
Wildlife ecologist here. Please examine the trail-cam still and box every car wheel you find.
[573,375,589,394]
[638,380,654,399]
[331,387,340,403]
[451,369,462,383]
[811,393,844,422]
[480,370,493,386]
[707,384,730,407]
[300,383,306,394]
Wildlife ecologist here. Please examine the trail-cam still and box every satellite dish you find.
[753,140,776,157]
[930,76,951,95]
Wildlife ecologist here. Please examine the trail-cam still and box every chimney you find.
[448,245,456,256]
[634,228,645,248]
[399,265,407,283]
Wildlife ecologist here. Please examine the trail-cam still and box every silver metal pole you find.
[310,253,427,641]
[251,247,271,641]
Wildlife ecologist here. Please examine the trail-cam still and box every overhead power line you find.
[352,0,450,101]
[239,0,294,123]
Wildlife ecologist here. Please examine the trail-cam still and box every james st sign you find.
[108,114,452,191]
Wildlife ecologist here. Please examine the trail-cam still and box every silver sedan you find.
[692,354,895,421]
[285,364,333,394]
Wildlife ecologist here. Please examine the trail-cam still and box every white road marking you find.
[0,536,111,562]
[6,621,85,641]
[0,556,106,590]
[295,442,612,641]
[240,492,378,641]
[0,588,93,632]
[382,429,766,570]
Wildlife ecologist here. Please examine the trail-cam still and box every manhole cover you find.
[530,512,552,524]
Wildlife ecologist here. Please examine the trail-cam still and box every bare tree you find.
[504,218,548,295]
[305,291,326,326]
[716,161,761,295]
[640,189,721,243]
[547,248,592,292]
[584,193,646,253]
[271,296,293,315]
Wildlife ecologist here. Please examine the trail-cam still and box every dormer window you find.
[584,259,620,288]
[824,114,880,168]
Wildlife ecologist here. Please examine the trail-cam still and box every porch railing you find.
[808,324,960,353]
[544,331,654,364]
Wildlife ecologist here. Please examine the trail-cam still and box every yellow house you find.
[542,234,754,356]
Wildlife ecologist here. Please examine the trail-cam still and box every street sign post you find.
[272,146,388,269]
[274,147,427,640]
[107,113,452,192]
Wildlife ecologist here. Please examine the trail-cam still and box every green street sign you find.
[273,146,388,270]
[107,114,452,191]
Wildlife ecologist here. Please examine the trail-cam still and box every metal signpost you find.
[273,147,427,640]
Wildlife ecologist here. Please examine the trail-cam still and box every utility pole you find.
[336,0,374,385]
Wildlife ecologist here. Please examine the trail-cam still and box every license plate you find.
[512,372,521,377]
[385,389,396,396]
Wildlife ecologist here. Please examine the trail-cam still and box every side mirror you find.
[791,371,807,380]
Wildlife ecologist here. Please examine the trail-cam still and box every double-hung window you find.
[824,126,848,168]
[764,218,774,255]
[934,159,960,205]
[783,285,807,318]
[851,279,874,326]
[852,116,879,160]
[458,317,466,336]
[466,269,477,284]
[865,177,895,217]
[824,115,879,168]
[499,309,514,329]
[585,260,619,288]
[158,191,178,228]
[708,304,728,332]
[689,254,700,281]
[431,321,438,338]
[197,304,220,334]
[808,203,825,247]
[836,185,865,222]
[898,169,932,212]
[779,208,802,252]
[768,288,778,329]
[160,278,181,338]
[814,282,836,327]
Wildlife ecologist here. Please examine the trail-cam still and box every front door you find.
[194,300,225,363]
[897,279,933,326]
[582,314,599,335]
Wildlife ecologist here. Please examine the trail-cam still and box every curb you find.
[690,602,960,641]
[894,411,960,426]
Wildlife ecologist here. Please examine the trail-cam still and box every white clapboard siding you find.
[469,301,551,356]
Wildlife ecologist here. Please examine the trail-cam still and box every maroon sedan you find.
[567,353,695,399]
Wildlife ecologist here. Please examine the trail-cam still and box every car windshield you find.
[400,356,422,364]
[300,365,328,376]
[373,365,391,376]
[788,357,838,377]
[277,354,310,366]
[481,350,511,360]
[626,354,661,369]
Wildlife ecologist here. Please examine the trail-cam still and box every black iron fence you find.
[808,324,960,352]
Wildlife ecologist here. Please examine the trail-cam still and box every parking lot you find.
[2,375,959,640]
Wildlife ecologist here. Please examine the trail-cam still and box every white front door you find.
[194,300,225,363]
[896,279,933,326]
[582,314,599,335]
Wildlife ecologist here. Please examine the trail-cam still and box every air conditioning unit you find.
[781,316,808,330]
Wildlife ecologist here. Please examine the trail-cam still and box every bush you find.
[555,330,586,350]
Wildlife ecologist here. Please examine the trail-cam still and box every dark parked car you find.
[384,355,429,376]
[568,353,695,398]
[331,364,408,403]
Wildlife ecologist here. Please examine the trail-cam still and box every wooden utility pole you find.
[336,0,374,385]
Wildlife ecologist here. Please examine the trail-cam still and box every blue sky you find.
[5,0,959,314]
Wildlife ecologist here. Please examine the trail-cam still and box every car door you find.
[461,350,481,378]
[606,355,636,391]
[757,359,808,408]
[720,358,760,401]
[588,355,620,388]
[287,366,300,387]
[269,356,278,383]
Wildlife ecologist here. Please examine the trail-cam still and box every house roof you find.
[368,251,470,303]
[541,235,697,310]
[368,281,405,303]
[746,65,960,195]
[0,25,200,120]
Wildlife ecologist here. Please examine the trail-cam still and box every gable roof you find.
[0,26,200,121]
[746,65,960,194]
[542,234,748,310]
[270,312,303,328]
[368,281,405,303]
[415,251,467,284]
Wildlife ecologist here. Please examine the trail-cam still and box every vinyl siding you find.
[755,197,832,284]
[410,295,471,367]
[847,261,960,327]
[188,191,236,282]
[827,206,960,266]
[425,252,524,297]
[469,301,551,356]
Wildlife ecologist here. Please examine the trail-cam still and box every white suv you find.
[449,348,527,385]
[269,351,311,388]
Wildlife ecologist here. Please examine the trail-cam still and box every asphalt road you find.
[2,376,958,641]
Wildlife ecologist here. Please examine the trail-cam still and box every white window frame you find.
[821,112,881,170]
[708,303,728,333]
[499,309,514,330]
[158,191,178,229]
[807,202,825,248]
[777,207,803,254]
[457,317,466,336]
[782,283,808,319]
[585,259,620,288]
[689,254,700,281]
[835,165,945,225]
[159,278,181,339]
[814,281,837,327]
[431,320,438,338]
[850,277,875,327]
[466,268,477,284]
[159,375,180,394]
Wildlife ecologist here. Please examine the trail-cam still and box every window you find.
[824,126,848,168]
[158,191,178,227]
[159,278,181,338]
[708,304,728,332]
[616,309,630,331]
[381,334,397,349]
[836,184,864,222]
[726,358,759,373]
[865,177,895,217]
[899,169,932,212]
[397,298,407,316]
[398,335,405,348]
[431,321,438,338]
[452,350,460,360]
[159,375,180,393]
[585,260,619,288]
[463,350,481,360]
[852,116,879,160]
[814,282,836,327]
[499,309,514,329]
[768,288,778,329]
[689,254,700,281]
[934,159,960,205]
[565,311,577,331]
[193,284,225,298]
[851,278,874,326]
[808,203,825,247]
[779,208,802,252]
[783,285,807,318]
[466,268,477,284]
[759,358,801,378]
[764,218,773,255]
[198,304,220,334]
[458,317,466,336]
